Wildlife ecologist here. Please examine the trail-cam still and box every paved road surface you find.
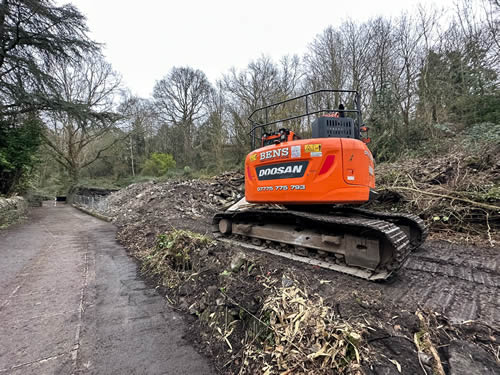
[0,204,213,374]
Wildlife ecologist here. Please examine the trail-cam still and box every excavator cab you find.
[261,128,300,147]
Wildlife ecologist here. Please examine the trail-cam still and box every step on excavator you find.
[213,90,427,280]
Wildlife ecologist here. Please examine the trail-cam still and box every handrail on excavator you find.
[248,89,362,149]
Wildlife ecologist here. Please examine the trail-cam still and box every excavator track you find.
[213,208,426,280]
[333,207,428,248]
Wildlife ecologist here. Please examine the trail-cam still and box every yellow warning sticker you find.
[249,154,257,162]
[305,144,321,153]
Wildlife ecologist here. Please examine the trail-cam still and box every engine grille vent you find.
[312,117,357,139]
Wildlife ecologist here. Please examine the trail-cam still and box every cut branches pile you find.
[368,145,500,244]
[241,283,366,375]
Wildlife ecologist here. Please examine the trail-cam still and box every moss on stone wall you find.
[0,197,28,228]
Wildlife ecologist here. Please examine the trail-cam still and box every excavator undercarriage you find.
[214,204,427,281]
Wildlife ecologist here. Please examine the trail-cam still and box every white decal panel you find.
[291,145,301,158]
[256,161,309,181]
[259,147,289,161]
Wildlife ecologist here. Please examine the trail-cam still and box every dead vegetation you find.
[412,310,500,375]
[134,230,368,374]
[368,144,500,245]
[137,229,215,288]
[242,284,366,374]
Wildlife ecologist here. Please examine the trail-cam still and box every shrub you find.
[141,153,176,176]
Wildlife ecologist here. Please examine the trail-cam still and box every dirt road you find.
[0,204,213,374]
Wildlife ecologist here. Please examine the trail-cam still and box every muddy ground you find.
[97,173,499,374]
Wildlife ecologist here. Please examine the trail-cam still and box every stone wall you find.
[0,196,28,227]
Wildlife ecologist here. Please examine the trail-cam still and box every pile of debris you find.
[244,284,366,374]
[136,229,216,288]
[0,196,27,227]
[367,145,500,244]
[105,171,244,260]
[105,171,243,224]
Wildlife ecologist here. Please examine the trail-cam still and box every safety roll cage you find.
[248,89,362,150]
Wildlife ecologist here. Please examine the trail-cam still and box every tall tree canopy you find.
[0,0,97,115]
[0,0,98,194]
[41,53,121,190]
[153,67,212,166]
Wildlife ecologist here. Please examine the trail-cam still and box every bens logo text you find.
[260,148,289,161]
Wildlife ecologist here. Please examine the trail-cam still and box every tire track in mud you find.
[212,207,499,326]
[387,243,500,326]
[308,239,499,327]
[406,255,499,287]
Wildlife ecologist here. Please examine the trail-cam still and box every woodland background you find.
[0,0,499,197]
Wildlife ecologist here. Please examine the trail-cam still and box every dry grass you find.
[238,281,366,374]
[137,229,214,288]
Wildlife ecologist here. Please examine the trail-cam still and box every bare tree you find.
[223,56,281,109]
[222,55,302,159]
[415,4,443,125]
[366,17,395,98]
[483,0,500,62]
[41,53,122,195]
[118,95,156,175]
[304,26,347,108]
[153,67,211,165]
[277,55,302,98]
[392,13,426,129]
[195,82,228,171]
[222,56,280,157]
[340,20,372,107]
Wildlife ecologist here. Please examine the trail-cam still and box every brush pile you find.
[0,196,27,227]
[136,229,215,288]
[368,145,500,244]
[244,284,365,375]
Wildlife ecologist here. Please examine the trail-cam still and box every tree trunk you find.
[66,166,80,203]
[130,136,135,177]
[184,122,192,166]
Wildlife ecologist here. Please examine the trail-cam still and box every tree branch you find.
[389,186,500,211]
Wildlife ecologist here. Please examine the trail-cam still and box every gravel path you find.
[0,203,213,375]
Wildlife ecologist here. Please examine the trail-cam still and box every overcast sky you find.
[63,0,456,98]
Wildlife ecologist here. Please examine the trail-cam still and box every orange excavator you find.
[213,90,426,280]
